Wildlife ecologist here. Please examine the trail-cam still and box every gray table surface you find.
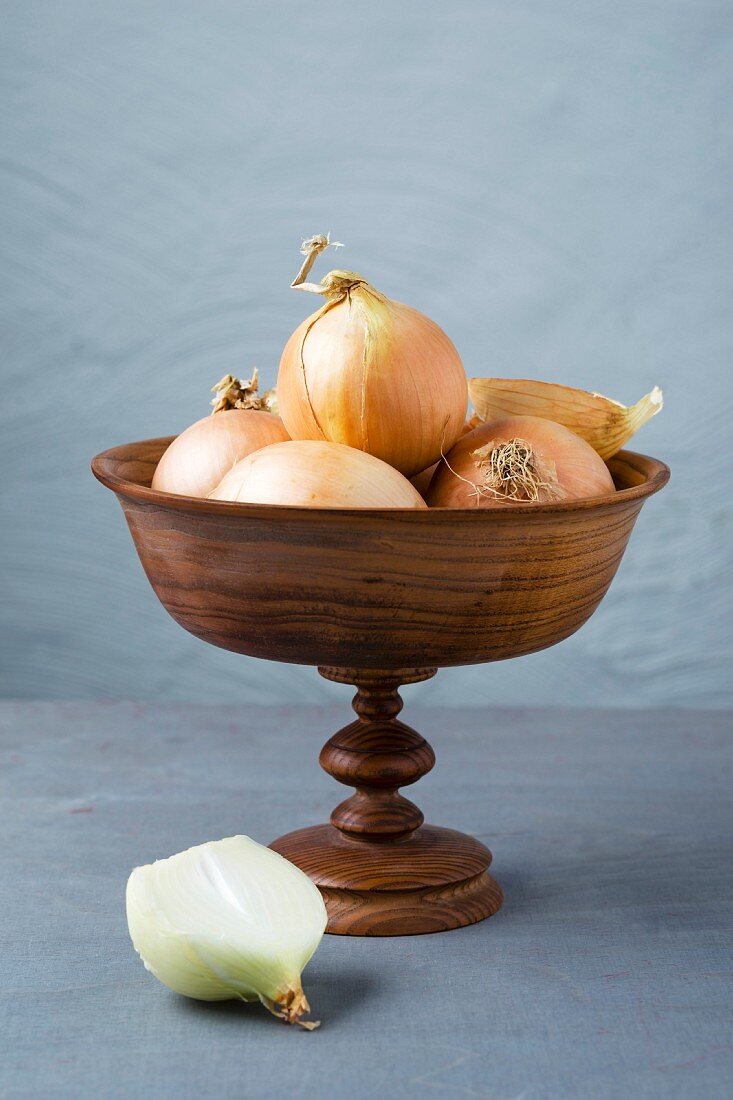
[1,701,731,1099]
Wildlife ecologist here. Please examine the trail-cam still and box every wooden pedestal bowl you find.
[92,438,668,936]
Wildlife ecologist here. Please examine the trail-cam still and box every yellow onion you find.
[209,440,427,509]
[276,235,468,476]
[152,372,288,498]
[468,378,663,460]
[427,415,615,507]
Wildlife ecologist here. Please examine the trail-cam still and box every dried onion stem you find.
[211,369,278,415]
[263,987,320,1030]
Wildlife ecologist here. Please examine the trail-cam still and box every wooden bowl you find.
[93,437,668,935]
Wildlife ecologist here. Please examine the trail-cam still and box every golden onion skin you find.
[427,415,616,508]
[152,409,289,499]
[277,291,467,477]
[209,439,428,509]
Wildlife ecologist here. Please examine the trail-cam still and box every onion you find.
[276,235,468,477]
[152,372,288,498]
[209,440,427,509]
[126,836,326,1028]
[427,415,615,507]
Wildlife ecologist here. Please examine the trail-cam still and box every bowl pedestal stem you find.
[270,667,503,936]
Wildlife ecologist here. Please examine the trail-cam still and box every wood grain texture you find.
[271,668,502,935]
[92,437,666,934]
[91,438,668,670]
[318,669,438,840]
[272,825,503,936]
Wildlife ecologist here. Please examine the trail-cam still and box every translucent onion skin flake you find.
[468,378,663,461]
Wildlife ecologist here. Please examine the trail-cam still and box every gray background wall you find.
[1,0,730,708]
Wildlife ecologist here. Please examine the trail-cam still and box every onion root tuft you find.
[472,438,563,502]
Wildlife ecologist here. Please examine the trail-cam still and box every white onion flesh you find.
[126,836,327,1025]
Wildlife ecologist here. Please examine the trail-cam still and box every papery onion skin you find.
[126,835,327,1026]
[277,277,468,476]
[151,409,288,498]
[427,415,615,507]
[209,439,428,509]
[468,378,663,460]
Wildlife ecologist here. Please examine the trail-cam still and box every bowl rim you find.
[91,436,670,520]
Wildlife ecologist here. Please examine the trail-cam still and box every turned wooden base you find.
[270,667,504,936]
[271,823,503,936]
